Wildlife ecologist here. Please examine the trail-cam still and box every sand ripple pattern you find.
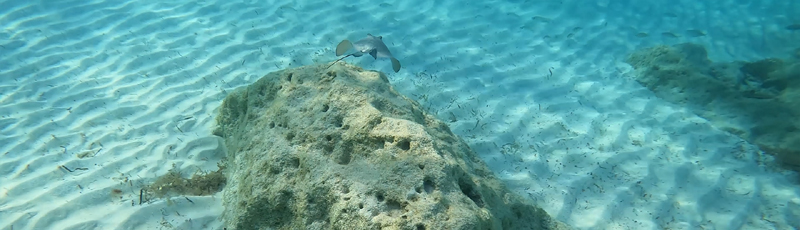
[383,0,800,229]
[1,0,799,229]
[0,0,307,229]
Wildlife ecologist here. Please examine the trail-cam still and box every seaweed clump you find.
[146,164,226,198]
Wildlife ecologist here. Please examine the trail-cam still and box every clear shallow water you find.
[1,0,799,229]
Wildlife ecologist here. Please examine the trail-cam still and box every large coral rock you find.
[214,63,568,230]
[626,43,800,172]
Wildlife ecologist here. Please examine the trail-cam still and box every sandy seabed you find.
[1,0,799,229]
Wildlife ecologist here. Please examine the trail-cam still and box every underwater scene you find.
[1,0,799,229]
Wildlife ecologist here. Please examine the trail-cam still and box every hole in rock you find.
[289,157,299,168]
[386,199,402,211]
[334,116,343,128]
[397,140,410,151]
[334,150,351,165]
[458,178,484,208]
[423,178,435,194]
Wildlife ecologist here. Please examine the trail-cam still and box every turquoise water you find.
[1,0,799,229]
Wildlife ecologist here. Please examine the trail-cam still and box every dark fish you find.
[519,23,538,31]
[531,16,552,23]
[685,29,706,37]
[786,24,800,30]
[635,32,649,38]
[330,34,401,72]
[661,32,679,38]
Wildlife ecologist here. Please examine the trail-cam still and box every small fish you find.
[786,24,800,30]
[685,29,706,37]
[276,3,297,19]
[635,32,649,38]
[664,13,678,18]
[519,23,538,31]
[531,16,552,23]
[329,34,401,72]
[661,32,679,38]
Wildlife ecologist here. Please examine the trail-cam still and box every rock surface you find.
[213,63,569,230]
[626,43,800,172]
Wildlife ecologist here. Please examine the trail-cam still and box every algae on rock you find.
[214,62,569,230]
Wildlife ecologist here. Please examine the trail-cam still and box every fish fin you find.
[390,58,401,72]
[335,40,353,56]
[369,49,378,59]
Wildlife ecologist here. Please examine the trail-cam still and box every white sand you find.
[1,0,799,229]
